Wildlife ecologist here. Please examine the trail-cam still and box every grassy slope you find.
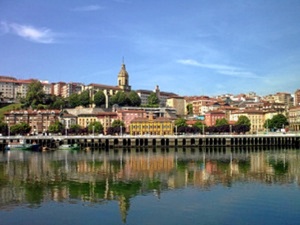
[0,103,22,121]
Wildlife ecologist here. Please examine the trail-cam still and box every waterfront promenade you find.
[1,133,299,150]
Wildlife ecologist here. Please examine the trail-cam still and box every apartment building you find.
[185,96,216,116]
[289,106,300,131]
[166,96,186,116]
[4,109,61,134]
[230,109,265,133]
[294,89,300,106]
[204,110,226,126]
[96,112,118,134]
[61,82,83,98]
[0,76,16,100]
[136,85,178,107]
[0,76,51,101]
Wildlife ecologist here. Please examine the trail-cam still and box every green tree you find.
[52,97,65,109]
[88,121,103,134]
[216,118,228,126]
[193,121,205,134]
[10,122,31,135]
[263,119,273,131]
[94,91,106,107]
[68,124,82,134]
[78,90,90,107]
[174,118,187,128]
[68,93,80,108]
[127,91,141,106]
[147,92,159,106]
[0,121,8,135]
[110,92,127,106]
[269,114,288,130]
[24,80,45,109]
[186,103,193,115]
[112,119,125,128]
[236,115,251,127]
[48,121,64,134]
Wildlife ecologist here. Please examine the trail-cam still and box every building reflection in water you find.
[0,147,299,223]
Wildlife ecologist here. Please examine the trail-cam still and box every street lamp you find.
[175,125,177,136]
[93,125,95,137]
[120,125,122,136]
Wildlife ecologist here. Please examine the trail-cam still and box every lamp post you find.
[120,126,122,136]
[202,125,205,136]
[175,125,177,136]
[93,125,95,137]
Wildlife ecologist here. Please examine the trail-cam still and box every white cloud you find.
[177,59,262,79]
[72,5,104,12]
[2,21,55,43]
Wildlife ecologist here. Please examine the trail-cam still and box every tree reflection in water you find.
[0,147,299,223]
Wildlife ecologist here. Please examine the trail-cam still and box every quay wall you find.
[1,134,300,150]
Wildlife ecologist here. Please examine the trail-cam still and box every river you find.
[0,147,299,225]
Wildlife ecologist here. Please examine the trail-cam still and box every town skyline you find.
[1,73,299,100]
[1,1,300,96]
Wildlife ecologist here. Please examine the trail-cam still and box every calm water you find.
[0,147,300,225]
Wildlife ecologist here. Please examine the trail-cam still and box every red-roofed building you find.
[205,111,226,126]
[4,109,61,134]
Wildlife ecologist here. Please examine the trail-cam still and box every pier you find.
[1,133,299,150]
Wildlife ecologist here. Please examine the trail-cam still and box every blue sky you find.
[1,0,300,96]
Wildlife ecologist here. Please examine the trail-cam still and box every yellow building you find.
[130,115,174,136]
[230,109,265,133]
[77,113,98,128]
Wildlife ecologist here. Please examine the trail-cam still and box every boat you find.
[6,139,40,151]
[58,143,80,150]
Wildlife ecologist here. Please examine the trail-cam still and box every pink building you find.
[205,110,226,126]
[116,109,147,132]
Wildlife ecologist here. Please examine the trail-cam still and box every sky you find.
[1,0,300,97]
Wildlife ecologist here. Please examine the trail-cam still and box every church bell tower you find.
[117,60,131,91]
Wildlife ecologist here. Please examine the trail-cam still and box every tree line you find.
[19,81,162,110]
[174,115,252,134]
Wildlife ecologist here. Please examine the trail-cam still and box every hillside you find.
[0,103,22,121]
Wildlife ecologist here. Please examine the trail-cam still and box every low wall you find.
[1,134,299,150]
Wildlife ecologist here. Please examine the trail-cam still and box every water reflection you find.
[0,147,299,223]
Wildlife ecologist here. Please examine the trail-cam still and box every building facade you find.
[204,110,226,127]
[166,96,186,116]
[294,89,300,106]
[130,114,174,136]
[4,109,61,134]
[289,106,300,131]
[136,85,178,107]
[230,110,265,133]
[116,109,147,133]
